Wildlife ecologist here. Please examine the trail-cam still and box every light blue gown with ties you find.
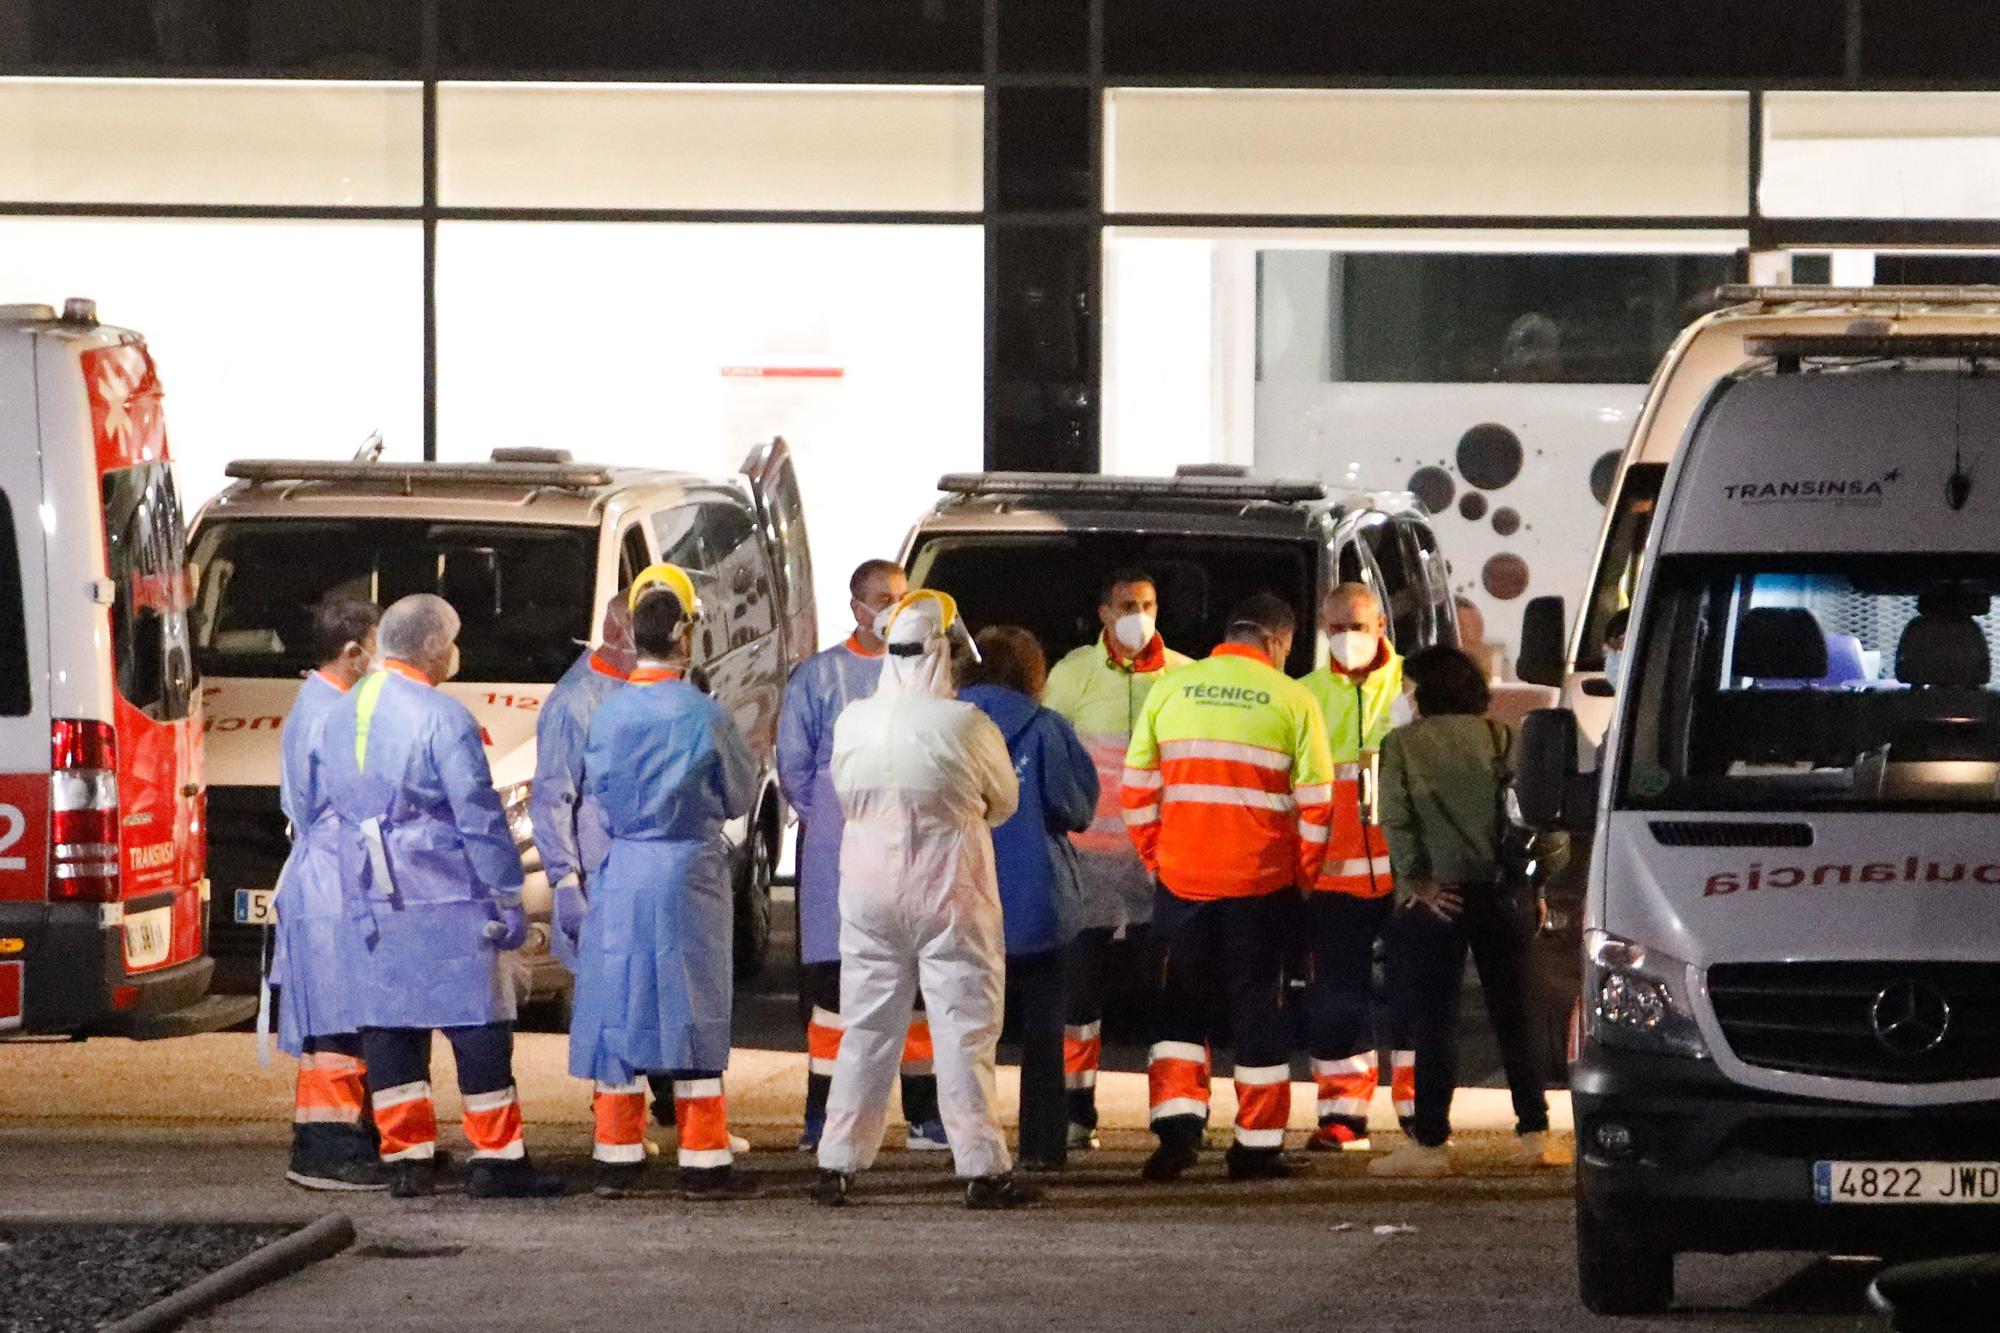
[323,667,526,1030]
[529,648,626,970]
[568,670,758,1083]
[270,671,365,1053]
[776,639,883,966]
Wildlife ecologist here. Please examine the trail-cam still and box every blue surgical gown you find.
[776,640,882,965]
[568,676,758,1082]
[324,669,526,1031]
[529,649,625,968]
[270,671,365,1051]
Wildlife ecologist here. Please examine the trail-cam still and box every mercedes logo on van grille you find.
[1870,981,1952,1057]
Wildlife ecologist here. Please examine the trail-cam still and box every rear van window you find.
[909,534,1318,676]
[0,493,27,716]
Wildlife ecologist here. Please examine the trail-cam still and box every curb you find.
[100,1213,356,1333]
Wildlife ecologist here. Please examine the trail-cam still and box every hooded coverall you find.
[324,662,532,1166]
[778,636,941,1140]
[817,605,1020,1181]
[270,670,374,1167]
[571,665,758,1178]
[1300,651,1413,1136]
[1042,632,1190,1134]
[1123,645,1335,1163]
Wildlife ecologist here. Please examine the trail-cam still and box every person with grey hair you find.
[324,593,562,1199]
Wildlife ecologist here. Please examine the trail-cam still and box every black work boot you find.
[1224,1144,1296,1182]
[389,1158,437,1199]
[287,1151,389,1192]
[593,1161,652,1199]
[965,1174,1042,1210]
[681,1165,759,1202]
[1141,1142,1199,1184]
[467,1157,564,1199]
[808,1169,854,1207]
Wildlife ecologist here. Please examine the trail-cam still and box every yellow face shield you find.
[628,563,703,620]
[882,588,980,662]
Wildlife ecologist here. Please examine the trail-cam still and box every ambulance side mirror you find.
[1517,595,1567,688]
[1514,707,1596,834]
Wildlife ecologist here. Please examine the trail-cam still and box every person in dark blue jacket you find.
[959,626,1099,1170]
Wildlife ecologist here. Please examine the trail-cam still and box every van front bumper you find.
[1575,1042,2000,1256]
[0,902,220,1037]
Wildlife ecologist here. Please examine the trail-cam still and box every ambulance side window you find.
[0,493,27,716]
[618,524,649,588]
[102,464,195,722]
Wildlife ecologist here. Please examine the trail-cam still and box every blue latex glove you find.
[553,877,588,949]
[484,903,528,951]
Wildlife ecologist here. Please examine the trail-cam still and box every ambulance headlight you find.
[1584,929,1710,1060]
[500,781,535,852]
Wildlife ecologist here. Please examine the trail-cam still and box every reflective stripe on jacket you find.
[1302,655,1403,898]
[1121,644,1334,900]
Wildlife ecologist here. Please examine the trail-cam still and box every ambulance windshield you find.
[1620,556,2000,810]
[190,518,596,684]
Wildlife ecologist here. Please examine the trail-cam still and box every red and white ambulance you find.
[0,300,247,1038]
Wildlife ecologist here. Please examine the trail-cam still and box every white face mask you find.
[1329,629,1380,673]
[1112,611,1157,654]
[1603,648,1623,683]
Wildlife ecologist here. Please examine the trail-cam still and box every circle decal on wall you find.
[1491,507,1521,537]
[1456,423,1524,490]
[1589,450,1621,506]
[1407,466,1456,515]
[1458,492,1488,521]
[1481,553,1530,600]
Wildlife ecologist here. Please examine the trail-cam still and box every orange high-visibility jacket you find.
[1121,644,1335,900]
[1302,654,1403,898]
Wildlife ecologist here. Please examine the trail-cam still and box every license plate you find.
[233,888,276,927]
[1815,1160,2000,1205]
[122,906,172,969]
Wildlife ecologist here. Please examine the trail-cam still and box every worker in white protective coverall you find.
[811,590,1039,1210]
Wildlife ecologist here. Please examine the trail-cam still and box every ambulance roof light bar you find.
[1713,284,2000,307]
[225,459,614,489]
[1746,333,2000,362]
[937,471,1327,504]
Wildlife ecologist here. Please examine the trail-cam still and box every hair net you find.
[377,593,461,667]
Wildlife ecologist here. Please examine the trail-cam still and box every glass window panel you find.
[434,222,982,649]
[1761,93,2000,220]
[1105,89,1750,217]
[0,218,423,510]
[6,1,420,72]
[438,83,982,211]
[0,77,420,205]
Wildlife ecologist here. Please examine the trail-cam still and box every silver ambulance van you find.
[1517,323,2000,1313]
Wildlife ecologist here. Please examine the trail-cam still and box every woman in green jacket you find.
[1369,646,1556,1178]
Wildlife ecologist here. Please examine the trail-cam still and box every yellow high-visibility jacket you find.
[1121,644,1335,900]
[1301,654,1404,898]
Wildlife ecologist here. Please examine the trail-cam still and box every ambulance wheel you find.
[1576,1200,1673,1315]
[733,819,775,980]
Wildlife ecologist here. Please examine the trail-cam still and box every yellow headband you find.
[883,588,958,639]
[628,563,703,619]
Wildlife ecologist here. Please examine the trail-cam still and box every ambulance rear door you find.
[0,319,52,1033]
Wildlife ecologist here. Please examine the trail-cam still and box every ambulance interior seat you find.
[1705,607,1833,771]
[1888,608,1995,763]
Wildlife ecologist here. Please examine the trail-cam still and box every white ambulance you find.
[188,444,815,1006]
[1515,312,2000,1313]
[0,301,248,1038]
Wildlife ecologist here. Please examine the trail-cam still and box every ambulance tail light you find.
[50,719,120,903]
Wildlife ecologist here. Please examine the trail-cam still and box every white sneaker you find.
[730,1133,752,1156]
[1490,1131,1564,1168]
[1367,1141,1455,1178]
[907,1120,952,1151]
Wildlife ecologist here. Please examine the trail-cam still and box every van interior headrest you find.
[1734,607,1828,682]
[1897,614,1992,689]
[1918,587,1993,618]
